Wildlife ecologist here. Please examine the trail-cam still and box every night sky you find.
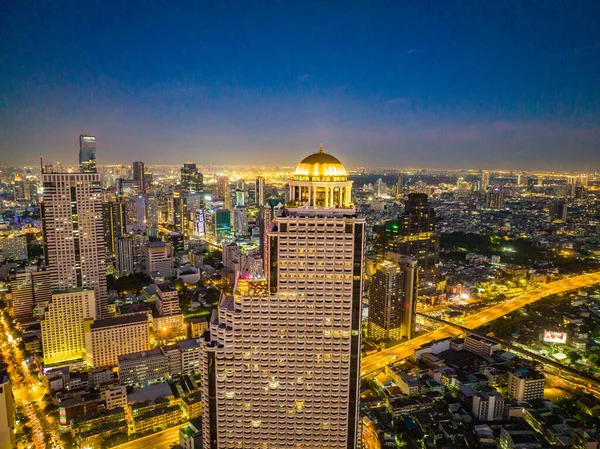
[1,1,599,170]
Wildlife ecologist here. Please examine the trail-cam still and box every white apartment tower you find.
[41,169,108,318]
[200,146,365,449]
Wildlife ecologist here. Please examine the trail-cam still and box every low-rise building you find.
[472,392,504,422]
[132,404,183,434]
[118,349,169,387]
[508,369,545,401]
[104,385,127,410]
[85,314,150,368]
[464,334,501,357]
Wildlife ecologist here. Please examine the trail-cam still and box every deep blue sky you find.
[1,1,599,170]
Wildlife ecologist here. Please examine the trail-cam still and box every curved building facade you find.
[200,147,364,449]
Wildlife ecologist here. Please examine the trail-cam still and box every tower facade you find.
[379,193,439,291]
[103,199,128,254]
[132,161,145,193]
[181,162,204,194]
[41,170,108,318]
[368,256,417,342]
[255,176,265,206]
[200,147,364,449]
[40,288,97,365]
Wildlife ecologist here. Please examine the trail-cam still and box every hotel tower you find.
[200,146,365,448]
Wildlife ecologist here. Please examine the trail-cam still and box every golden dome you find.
[294,145,348,179]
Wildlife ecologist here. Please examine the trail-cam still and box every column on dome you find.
[325,186,329,208]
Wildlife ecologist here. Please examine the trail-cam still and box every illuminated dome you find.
[294,145,347,180]
[288,145,353,210]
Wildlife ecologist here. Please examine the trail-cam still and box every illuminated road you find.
[0,315,63,449]
[114,425,184,449]
[361,272,600,378]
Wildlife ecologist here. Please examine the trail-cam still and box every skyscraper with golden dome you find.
[200,146,365,449]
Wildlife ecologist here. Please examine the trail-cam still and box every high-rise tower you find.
[378,193,439,292]
[41,167,108,318]
[132,161,145,193]
[368,256,417,342]
[79,134,97,173]
[255,176,265,206]
[181,162,204,194]
[200,146,364,449]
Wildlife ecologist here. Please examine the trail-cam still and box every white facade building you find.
[41,171,108,318]
[200,147,364,449]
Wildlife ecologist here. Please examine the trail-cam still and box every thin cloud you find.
[297,73,310,81]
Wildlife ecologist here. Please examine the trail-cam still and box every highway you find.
[114,425,184,449]
[360,271,600,378]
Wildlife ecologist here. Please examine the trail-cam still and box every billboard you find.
[543,331,567,344]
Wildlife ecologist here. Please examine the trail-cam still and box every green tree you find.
[566,351,581,365]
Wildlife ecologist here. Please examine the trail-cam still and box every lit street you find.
[361,271,600,378]
[113,425,184,449]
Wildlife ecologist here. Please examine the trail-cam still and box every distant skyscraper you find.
[13,175,25,201]
[549,199,568,223]
[181,162,204,194]
[143,172,153,192]
[79,134,97,173]
[214,208,231,238]
[172,192,188,237]
[579,174,588,187]
[216,176,229,200]
[132,161,145,192]
[379,193,439,291]
[42,169,108,318]
[368,256,417,342]
[481,170,490,190]
[200,146,364,448]
[255,176,265,206]
[485,188,504,210]
[396,173,404,196]
[134,194,146,231]
[103,199,128,254]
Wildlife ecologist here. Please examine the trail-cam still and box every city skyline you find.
[1,1,599,170]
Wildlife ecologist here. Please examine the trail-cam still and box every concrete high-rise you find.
[10,268,52,320]
[378,193,439,291]
[368,256,417,342]
[103,198,128,254]
[132,161,145,192]
[79,134,97,173]
[481,170,490,191]
[40,288,97,366]
[255,176,265,206]
[116,236,134,275]
[216,176,229,201]
[200,146,364,448]
[181,162,204,194]
[549,199,568,223]
[42,168,108,318]
[485,188,504,210]
[144,241,173,278]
